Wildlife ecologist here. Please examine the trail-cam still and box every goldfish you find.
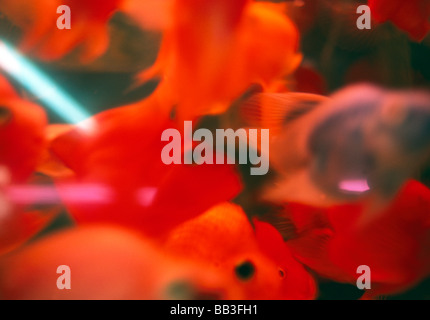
[277,180,430,298]
[0,74,47,183]
[0,0,122,62]
[0,74,59,255]
[50,92,242,239]
[0,225,244,299]
[135,0,302,121]
[164,202,316,299]
[235,84,430,208]
[368,0,430,41]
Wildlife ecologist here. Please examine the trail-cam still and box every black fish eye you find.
[235,260,256,281]
[279,268,285,278]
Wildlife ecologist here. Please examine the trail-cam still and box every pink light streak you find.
[6,184,113,205]
[338,179,370,193]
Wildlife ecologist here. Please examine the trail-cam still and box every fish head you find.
[378,91,430,155]
[307,91,382,199]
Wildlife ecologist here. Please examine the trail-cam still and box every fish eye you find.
[0,106,12,126]
[235,260,256,281]
[279,268,286,278]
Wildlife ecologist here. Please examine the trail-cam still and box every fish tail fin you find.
[238,92,328,135]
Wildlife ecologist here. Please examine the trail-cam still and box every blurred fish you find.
[0,203,59,256]
[0,0,122,62]
[282,180,430,298]
[369,0,430,41]
[0,74,59,255]
[0,225,244,299]
[120,0,173,31]
[164,202,316,300]
[50,93,242,239]
[36,124,75,179]
[134,0,302,121]
[235,84,430,208]
[0,74,47,183]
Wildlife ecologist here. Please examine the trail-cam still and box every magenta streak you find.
[6,184,113,205]
[338,179,370,193]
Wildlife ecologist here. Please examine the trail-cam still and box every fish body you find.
[50,93,242,239]
[0,75,57,255]
[0,225,244,299]
[282,180,430,297]
[164,202,316,300]
[0,75,47,183]
[369,0,430,41]
[136,0,301,121]
[0,0,122,62]
[237,84,430,206]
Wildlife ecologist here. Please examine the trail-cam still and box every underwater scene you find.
[0,0,429,300]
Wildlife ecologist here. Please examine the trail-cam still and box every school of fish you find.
[0,0,429,300]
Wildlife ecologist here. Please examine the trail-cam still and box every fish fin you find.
[262,169,347,207]
[328,180,430,294]
[129,36,171,91]
[120,0,173,31]
[37,124,76,179]
[78,25,111,64]
[239,92,329,135]
[0,206,60,256]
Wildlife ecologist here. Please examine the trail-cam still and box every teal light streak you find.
[0,40,91,125]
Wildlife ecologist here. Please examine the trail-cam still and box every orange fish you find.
[282,180,430,297]
[0,225,244,299]
[0,74,58,254]
[135,0,302,121]
[236,84,430,208]
[368,0,430,41]
[164,202,316,299]
[0,0,122,62]
[50,93,242,239]
[0,204,59,256]
[0,74,47,183]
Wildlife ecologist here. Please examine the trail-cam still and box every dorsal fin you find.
[239,92,329,134]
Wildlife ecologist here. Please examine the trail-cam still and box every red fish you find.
[0,74,58,254]
[164,202,316,299]
[368,0,430,41]
[0,225,244,299]
[235,84,430,208]
[282,180,430,297]
[50,92,242,239]
[0,74,47,183]
[136,0,302,121]
[0,0,122,62]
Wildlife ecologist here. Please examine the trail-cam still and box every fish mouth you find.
[0,106,12,126]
